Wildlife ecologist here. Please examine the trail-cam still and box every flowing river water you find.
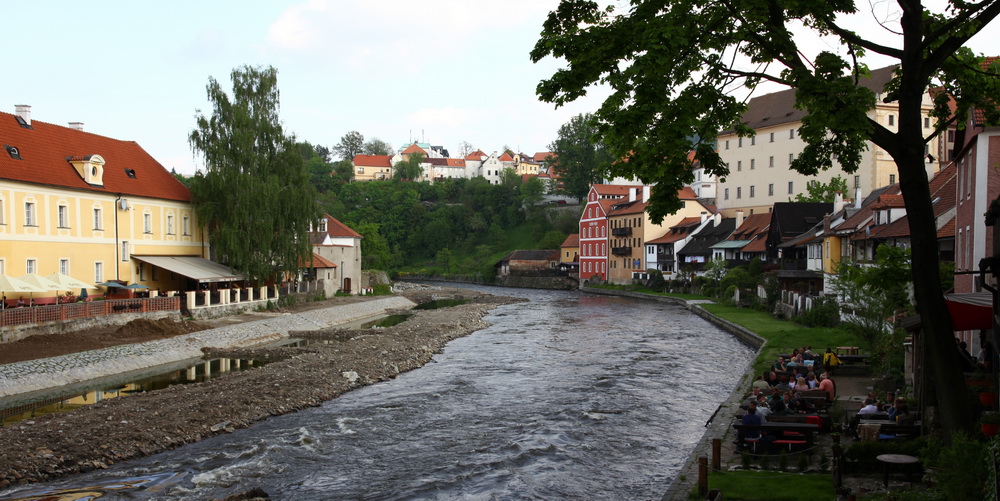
[2,286,755,500]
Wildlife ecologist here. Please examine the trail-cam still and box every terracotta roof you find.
[742,236,768,253]
[871,194,906,209]
[352,154,392,167]
[465,149,487,160]
[973,57,1000,126]
[730,213,771,240]
[534,152,555,162]
[726,65,898,132]
[646,231,688,244]
[560,233,579,248]
[869,214,911,239]
[302,253,337,268]
[314,213,362,239]
[0,111,190,201]
[937,217,956,239]
[592,184,641,197]
[608,200,647,216]
[402,143,427,155]
[498,152,515,162]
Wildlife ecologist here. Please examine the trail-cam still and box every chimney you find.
[714,212,722,225]
[68,122,85,131]
[642,185,651,203]
[629,187,637,203]
[735,209,745,229]
[823,214,831,233]
[14,104,31,126]
[700,211,708,223]
[854,186,863,209]
[834,191,844,213]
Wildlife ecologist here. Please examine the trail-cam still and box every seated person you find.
[818,373,836,402]
[880,392,896,412]
[774,376,792,392]
[15,298,25,307]
[887,398,906,421]
[894,404,916,425]
[752,375,771,392]
[806,372,819,389]
[769,393,790,415]
[788,392,817,414]
[773,357,787,373]
[739,402,774,452]
[857,398,879,415]
[793,377,810,391]
[766,371,781,387]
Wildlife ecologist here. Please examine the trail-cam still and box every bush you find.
[646,269,665,291]
[796,296,841,328]
[922,432,990,499]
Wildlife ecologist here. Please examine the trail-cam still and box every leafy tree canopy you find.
[189,65,319,282]
[393,153,424,180]
[792,176,850,203]
[334,131,365,160]
[363,137,395,156]
[548,113,614,200]
[531,0,1000,437]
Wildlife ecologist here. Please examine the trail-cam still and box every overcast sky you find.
[7,1,997,175]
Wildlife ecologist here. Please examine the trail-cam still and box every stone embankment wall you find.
[0,296,415,399]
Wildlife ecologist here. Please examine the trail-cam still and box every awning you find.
[132,255,244,284]
[945,292,993,331]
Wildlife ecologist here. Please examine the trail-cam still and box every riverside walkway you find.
[0,296,415,399]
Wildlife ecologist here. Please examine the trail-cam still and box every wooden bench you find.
[839,354,869,364]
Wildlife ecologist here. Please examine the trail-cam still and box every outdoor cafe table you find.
[876,454,920,487]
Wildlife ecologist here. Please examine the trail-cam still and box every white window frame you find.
[167,214,175,235]
[95,262,104,283]
[24,202,36,226]
[60,259,70,275]
[58,205,69,228]
[93,207,103,230]
[26,259,37,274]
[143,213,153,234]
[183,215,191,236]
[121,241,130,262]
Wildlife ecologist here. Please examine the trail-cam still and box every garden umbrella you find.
[17,273,64,305]
[45,272,94,290]
[97,281,125,288]
[0,275,45,309]
[124,283,149,289]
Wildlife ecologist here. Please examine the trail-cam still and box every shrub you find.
[922,432,990,500]
[796,296,841,328]
[844,438,926,472]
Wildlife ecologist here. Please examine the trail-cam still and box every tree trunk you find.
[894,55,975,438]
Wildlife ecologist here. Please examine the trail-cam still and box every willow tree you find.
[189,65,319,283]
[532,0,1000,438]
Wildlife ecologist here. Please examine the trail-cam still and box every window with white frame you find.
[143,213,152,234]
[319,220,328,233]
[0,198,5,225]
[750,185,755,198]
[183,215,190,236]
[768,184,774,196]
[26,259,36,274]
[769,132,774,142]
[788,181,794,194]
[24,202,36,226]
[58,205,69,228]
[121,241,129,262]
[93,208,103,230]
[60,259,69,275]
[750,159,755,169]
[167,214,175,235]
[95,262,104,283]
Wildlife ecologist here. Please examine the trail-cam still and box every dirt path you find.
[0,286,525,493]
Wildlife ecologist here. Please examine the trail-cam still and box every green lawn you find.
[700,303,860,375]
[703,470,834,500]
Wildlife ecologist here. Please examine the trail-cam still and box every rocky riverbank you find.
[0,286,525,490]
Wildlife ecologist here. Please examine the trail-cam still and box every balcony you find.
[612,227,632,237]
[612,246,632,256]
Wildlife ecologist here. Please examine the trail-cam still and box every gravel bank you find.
[0,287,525,490]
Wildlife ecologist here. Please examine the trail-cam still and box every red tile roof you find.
[402,143,427,155]
[465,149,488,160]
[301,253,337,268]
[352,154,392,167]
[592,184,639,197]
[534,152,555,162]
[730,213,771,240]
[937,217,955,238]
[498,152,515,162]
[319,213,362,239]
[0,111,190,201]
[560,233,579,248]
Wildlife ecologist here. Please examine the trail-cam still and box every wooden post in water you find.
[712,438,721,471]
[698,456,708,497]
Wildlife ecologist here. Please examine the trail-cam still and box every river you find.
[1,286,754,500]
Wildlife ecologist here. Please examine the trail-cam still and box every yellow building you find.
[0,105,206,301]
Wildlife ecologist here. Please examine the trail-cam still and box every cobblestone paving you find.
[0,296,415,398]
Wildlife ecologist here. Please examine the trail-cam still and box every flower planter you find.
[982,423,999,436]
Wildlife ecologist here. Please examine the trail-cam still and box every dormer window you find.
[5,145,22,160]
[125,168,137,179]
[66,154,106,186]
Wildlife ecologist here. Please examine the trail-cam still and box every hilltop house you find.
[309,214,363,295]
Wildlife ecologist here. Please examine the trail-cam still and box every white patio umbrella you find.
[0,275,45,308]
[44,272,94,290]
[18,273,66,291]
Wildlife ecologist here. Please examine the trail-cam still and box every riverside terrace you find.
[0,285,288,343]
